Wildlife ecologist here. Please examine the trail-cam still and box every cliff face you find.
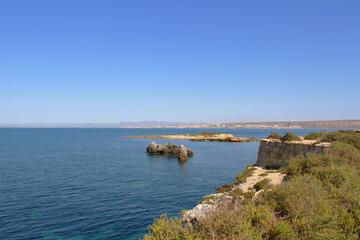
[256,139,330,167]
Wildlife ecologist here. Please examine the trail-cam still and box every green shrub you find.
[253,178,271,191]
[216,184,232,193]
[321,130,360,149]
[229,188,244,198]
[233,165,256,185]
[266,132,282,140]
[265,164,282,170]
[285,153,327,176]
[199,195,215,204]
[243,191,255,199]
[190,132,219,137]
[281,132,301,141]
[261,175,345,238]
[268,221,297,240]
[312,167,347,188]
[304,132,321,140]
[143,214,185,240]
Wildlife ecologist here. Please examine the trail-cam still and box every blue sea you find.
[0,128,328,239]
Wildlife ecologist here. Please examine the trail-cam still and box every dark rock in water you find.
[147,142,158,153]
[157,144,166,152]
[179,145,188,161]
[163,142,180,156]
[186,148,194,157]
[146,141,194,160]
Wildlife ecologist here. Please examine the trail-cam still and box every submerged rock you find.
[146,141,194,160]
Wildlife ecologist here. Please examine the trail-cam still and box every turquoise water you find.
[0,128,328,239]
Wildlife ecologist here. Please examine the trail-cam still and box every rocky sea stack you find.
[146,141,194,161]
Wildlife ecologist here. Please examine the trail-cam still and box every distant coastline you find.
[1,120,359,129]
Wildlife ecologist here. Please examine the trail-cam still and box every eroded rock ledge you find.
[181,166,286,226]
[146,141,194,161]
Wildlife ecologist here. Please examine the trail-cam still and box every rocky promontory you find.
[146,141,194,161]
[123,132,258,142]
[182,166,286,226]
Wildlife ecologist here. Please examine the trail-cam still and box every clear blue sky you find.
[0,0,359,124]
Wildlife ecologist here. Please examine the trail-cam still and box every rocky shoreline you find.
[181,166,286,225]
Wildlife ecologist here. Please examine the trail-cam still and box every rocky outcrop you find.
[146,142,158,154]
[146,142,194,161]
[256,139,331,167]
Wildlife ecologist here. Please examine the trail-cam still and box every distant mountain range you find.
[1,120,359,129]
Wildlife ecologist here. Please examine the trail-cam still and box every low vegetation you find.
[143,130,360,240]
[233,165,256,185]
[321,130,360,149]
[215,184,232,193]
[248,137,260,142]
[266,132,282,140]
[253,178,271,191]
[199,195,215,204]
[189,132,221,137]
[281,132,301,141]
[215,165,256,193]
[304,132,322,140]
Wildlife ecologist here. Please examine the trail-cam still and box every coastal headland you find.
[121,132,258,142]
[144,130,360,239]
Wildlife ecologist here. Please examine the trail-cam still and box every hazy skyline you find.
[1,1,359,124]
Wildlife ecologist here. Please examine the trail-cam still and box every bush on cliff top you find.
[266,132,282,140]
[304,132,322,140]
[143,131,360,240]
[253,178,271,191]
[321,130,360,150]
[233,165,256,185]
[281,132,301,141]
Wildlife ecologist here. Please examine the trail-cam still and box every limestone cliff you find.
[256,139,330,167]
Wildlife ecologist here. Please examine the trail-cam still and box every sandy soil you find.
[236,167,286,192]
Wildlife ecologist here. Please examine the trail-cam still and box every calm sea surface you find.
[0,128,329,239]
